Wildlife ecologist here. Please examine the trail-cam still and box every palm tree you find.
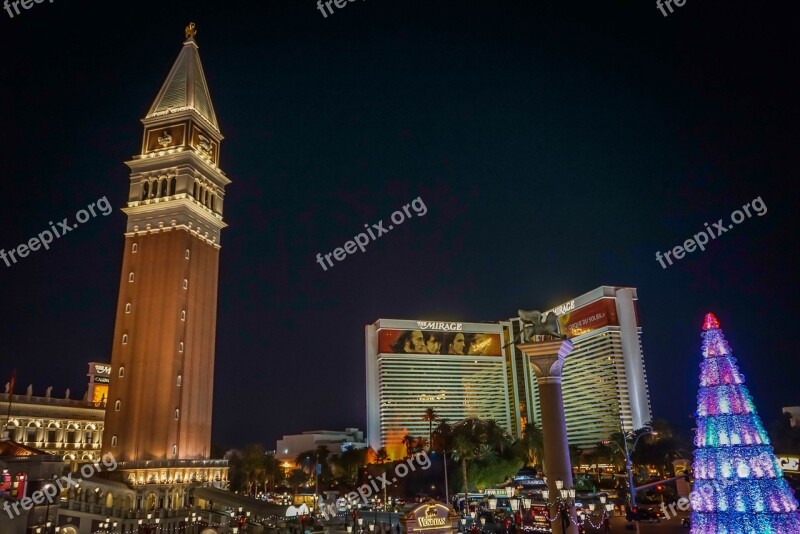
[376,447,390,463]
[423,408,438,450]
[477,443,498,464]
[401,434,415,457]
[519,422,544,468]
[451,420,481,509]
[295,450,317,475]
[263,453,284,491]
[432,418,453,452]
[241,444,267,495]
[451,434,477,510]
[287,469,308,496]
[483,419,512,455]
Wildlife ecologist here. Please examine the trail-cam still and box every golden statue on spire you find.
[185,22,197,40]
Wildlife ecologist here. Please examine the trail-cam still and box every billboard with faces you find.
[378,328,502,356]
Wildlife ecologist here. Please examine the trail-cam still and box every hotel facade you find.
[366,286,653,455]
[365,319,512,458]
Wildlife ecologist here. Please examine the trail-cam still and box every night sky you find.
[1,1,798,451]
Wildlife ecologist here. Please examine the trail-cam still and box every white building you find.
[365,286,654,455]
[275,429,367,463]
[504,286,652,449]
[365,319,512,458]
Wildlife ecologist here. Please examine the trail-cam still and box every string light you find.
[691,313,800,533]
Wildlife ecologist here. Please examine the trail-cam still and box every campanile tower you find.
[104,23,229,462]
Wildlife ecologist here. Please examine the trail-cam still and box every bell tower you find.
[103,23,230,463]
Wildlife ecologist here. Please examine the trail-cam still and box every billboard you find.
[378,329,502,356]
[553,299,619,338]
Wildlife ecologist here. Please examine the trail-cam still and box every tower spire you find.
[146,22,219,131]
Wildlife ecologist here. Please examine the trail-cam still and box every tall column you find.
[517,339,578,534]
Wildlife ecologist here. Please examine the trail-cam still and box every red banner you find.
[556,299,619,338]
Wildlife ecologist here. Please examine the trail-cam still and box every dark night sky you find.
[1,1,798,451]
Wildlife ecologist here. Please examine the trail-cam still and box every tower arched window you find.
[122,334,128,345]
[172,444,177,456]
[177,375,182,387]
[183,279,188,289]
[178,342,184,353]
[185,249,190,259]
[119,367,125,378]
[210,195,215,211]
[142,183,149,200]
[175,409,180,421]
[169,177,176,196]
[111,436,118,447]
[180,310,186,321]
[115,400,121,412]
[193,182,198,199]
[204,189,209,207]
[129,272,135,282]
[131,243,138,253]
[125,303,131,313]
[150,181,157,198]
[161,179,169,197]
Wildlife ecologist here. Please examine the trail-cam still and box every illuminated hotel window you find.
[125,303,131,313]
[179,342,184,353]
[111,436,118,447]
[132,243,138,253]
[183,279,188,289]
[181,310,186,321]
[128,272,134,282]
[119,367,125,377]
[122,334,128,345]
[177,375,182,387]
[185,249,190,259]
[115,400,121,411]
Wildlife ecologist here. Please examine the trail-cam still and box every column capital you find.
[517,338,574,380]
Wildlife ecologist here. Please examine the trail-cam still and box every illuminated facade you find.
[366,286,653,454]
[504,286,652,449]
[0,390,104,462]
[102,23,229,464]
[51,25,230,534]
[365,319,512,458]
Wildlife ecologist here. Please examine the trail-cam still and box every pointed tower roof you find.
[146,22,219,131]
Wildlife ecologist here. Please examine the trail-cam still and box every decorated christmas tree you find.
[691,313,800,533]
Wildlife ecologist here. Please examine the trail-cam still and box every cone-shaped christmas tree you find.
[691,313,800,533]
